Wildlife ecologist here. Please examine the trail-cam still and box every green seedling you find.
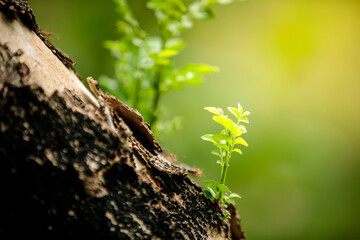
[201,103,250,220]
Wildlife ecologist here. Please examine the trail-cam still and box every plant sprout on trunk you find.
[201,103,250,220]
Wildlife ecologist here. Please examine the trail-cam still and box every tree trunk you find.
[0,1,245,239]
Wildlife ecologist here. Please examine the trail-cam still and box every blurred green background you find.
[28,0,360,239]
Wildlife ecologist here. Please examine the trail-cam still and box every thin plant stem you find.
[219,118,241,201]
[149,70,161,126]
[133,76,140,109]
[149,23,168,127]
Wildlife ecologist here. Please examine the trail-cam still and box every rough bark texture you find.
[0,1,245,239]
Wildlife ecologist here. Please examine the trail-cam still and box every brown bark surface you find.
[0,1,245,239]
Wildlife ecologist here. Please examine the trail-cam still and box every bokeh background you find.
[28,0,360,239]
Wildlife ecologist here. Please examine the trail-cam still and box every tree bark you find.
[0,1,245,239]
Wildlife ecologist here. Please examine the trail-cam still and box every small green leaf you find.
[240,111,250,123]
[175,72,202,85]
[221,210,231,221]
[235,137,248,146]
[204,107,222,115]
[201,134,216,144]
[242,111,250,116]
[214,142,229,152]
[189,3,216,20]
[233,148,242,155]
[202,133,231,146]
[154,57,171,66]
[212,149,225,158]
[165,38,185,51]
[240,116,249,123]
[237,103,244,114]
[229,193,242,199]
[180,64,219,74]
[212,116,236,134]
[225,197,235,205]
[203,180,219,188]
[158,49,178,58]
[217,183,230,193]
[228,107,241,119]
[202,189,212,198]
[148,49,177,66]
[235,125,247,136]
[212,133,232,144]
[211,149,221,157]
[203,187,216,200]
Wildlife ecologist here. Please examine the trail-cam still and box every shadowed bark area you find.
[0,1,245,239]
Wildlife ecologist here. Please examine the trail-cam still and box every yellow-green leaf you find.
[213,116,236,135]
[201,134,216,144]
[204,107,221,115]
[211,149,222,157]
[237,103,243,114]
[242,111,250,116]
[158,49,178,58]
[229,193,242,199]
[228,107,241,119]
[233,148,242,155]
[240,116,249,123]
[235,137,248,146]
[165,38,185,51]
[235,125,247,136]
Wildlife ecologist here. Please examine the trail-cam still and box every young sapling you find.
[201,103,250,220]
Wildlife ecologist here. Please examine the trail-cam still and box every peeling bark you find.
[0,1,245,239]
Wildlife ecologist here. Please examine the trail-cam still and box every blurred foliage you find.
[29,0,360,239]
[100,0,243,133]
